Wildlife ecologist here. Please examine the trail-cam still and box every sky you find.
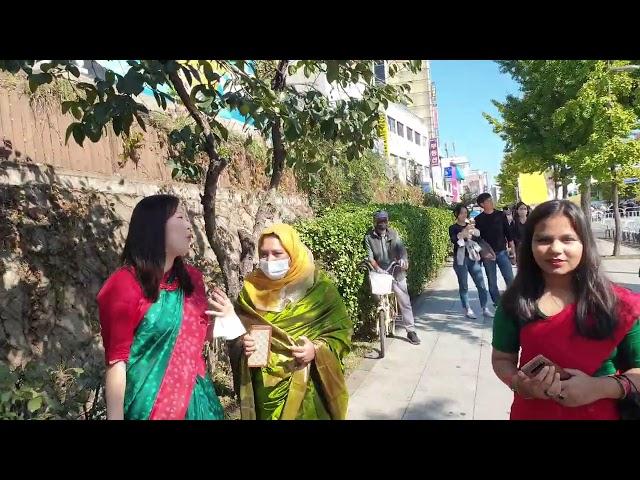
[430,60,521,184]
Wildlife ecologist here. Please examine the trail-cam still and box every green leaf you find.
[105,69,116,85]
[72,124,86,146]
[326,61,339,84]
[213,120,229,142]
[64,122,80,145]
[28,72,53,93]
[85,88,97,104]
[190,84,207,104]
[201,62,220,83]
[181,65,193,86]
[67,65,80,78]
[117,69,145,96]
[163,61,180,74]
[61,101,74,114]
[113,117,123,136]
[86,125,102,143]
[27,396,43,413]
[239,102,251,116]
[71,105,83,120]
[134,112,147,131]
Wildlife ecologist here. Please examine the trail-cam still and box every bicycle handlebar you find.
[360,259,402,274]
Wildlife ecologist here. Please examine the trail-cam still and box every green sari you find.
[234,270,352,420]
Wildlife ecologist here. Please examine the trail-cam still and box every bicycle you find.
[360,260,401,359]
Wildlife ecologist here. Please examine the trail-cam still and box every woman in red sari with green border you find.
[97,194,224,420]
[492,200,640,420]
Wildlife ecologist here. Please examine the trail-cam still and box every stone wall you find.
[0,160,313,374]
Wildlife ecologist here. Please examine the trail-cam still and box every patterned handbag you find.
[247,325,272,368]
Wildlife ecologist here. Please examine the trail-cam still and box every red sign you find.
[429,139,439,166]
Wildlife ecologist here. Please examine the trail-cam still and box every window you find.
[414,132,421,145]
[406,127,413,141]
[389,154,398,180]
[422,135,428,146]
[374,61,386,85]
[396,122,404,138]
[387,116,396,134]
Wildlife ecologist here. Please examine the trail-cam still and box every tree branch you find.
[269,60,289,191]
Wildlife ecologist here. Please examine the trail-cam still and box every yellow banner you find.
[378,113,390,159]
[518,172,550,205]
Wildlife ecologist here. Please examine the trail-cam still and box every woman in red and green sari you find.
[97,194,224,420]
[492,200,640,420]
[210,224,352,420]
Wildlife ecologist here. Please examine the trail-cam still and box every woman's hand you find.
[205,287,235,318]
[242,334,256,357]
[556,368,608,407]
[515,365,562,400]
[291,336,316,365]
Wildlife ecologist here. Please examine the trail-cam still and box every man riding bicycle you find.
[363,210,421,345]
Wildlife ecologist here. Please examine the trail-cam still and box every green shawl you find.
[235,269,352,420]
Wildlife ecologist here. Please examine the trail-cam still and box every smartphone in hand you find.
[520,354,571,381]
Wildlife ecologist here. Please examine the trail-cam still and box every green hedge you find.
[296,203,452,336]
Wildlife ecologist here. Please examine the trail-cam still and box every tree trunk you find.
[167,70,244,297]
[612,169,621,256]
[270,118,286,190]
[559,164,569,199]
[269,60,289,190]
[580,179,591,227]
[237,61,291,282]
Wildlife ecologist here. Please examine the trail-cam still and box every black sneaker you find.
[407,331,421,345]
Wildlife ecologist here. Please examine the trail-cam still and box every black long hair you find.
[121,194,194,301]
[501,200,617,339]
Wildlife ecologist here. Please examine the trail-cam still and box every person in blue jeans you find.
[474,193,516,306]
[449,205,493,319]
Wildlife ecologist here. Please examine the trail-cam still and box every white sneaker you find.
[465,308,477,319]
[483,308,494,318]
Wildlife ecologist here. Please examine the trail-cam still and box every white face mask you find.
[259,258,290,280]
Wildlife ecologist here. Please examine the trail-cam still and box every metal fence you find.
[592,207,640,244]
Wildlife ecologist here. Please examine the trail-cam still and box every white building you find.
[384,103,431,185]
[491,185,501,203]
[466,169,490,196]
[289,62,435,187]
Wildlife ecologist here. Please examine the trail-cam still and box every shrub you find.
[296,203,451,337]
